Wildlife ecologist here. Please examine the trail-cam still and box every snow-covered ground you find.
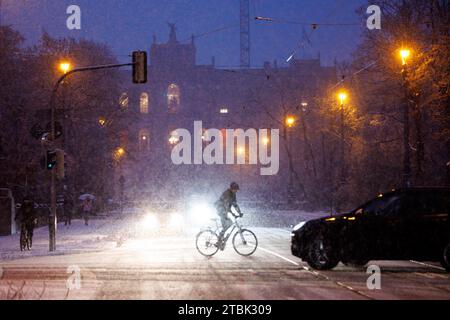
[0,210,328,261]
[0,219,120,261]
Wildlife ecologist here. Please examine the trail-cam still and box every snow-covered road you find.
[1,211,449,300]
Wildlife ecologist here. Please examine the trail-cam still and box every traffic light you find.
[46,150,57,170]
[132,51,147,84]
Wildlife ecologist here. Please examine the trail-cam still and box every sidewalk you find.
[0,219,120,261]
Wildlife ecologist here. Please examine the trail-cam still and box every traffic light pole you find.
[48,62,134,252]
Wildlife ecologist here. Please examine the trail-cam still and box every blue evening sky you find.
[2,0,369,67]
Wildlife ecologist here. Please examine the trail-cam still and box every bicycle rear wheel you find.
[196,230,220,257]
[233,229,258,256]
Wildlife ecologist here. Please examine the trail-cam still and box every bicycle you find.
[195,214,258,257]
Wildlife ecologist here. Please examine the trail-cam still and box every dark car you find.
[291,188,450,271]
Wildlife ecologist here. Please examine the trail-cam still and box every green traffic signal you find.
[46,150,57,170]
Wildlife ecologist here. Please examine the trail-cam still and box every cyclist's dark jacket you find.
[215,189,241,215]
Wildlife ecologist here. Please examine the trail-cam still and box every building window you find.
[167,84,180,110]
[140,93,149,114]
[139,129,150,151]
[119,92,129,109]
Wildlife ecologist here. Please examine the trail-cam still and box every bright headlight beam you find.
[189,202,215,225]
[142,213,159,230]
[169,213,184,229]
[293,221,306,231]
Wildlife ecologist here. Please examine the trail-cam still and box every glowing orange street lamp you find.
[115,147,125,159]
[59,62,72,74]
[98,117,107,127]
[399,48,411,66]
[285,116,296,128]
[338,91,348,106]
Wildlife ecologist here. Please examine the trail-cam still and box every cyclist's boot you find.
[219,238,226,251]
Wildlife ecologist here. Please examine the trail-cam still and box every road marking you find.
[300,265,374,300]
[257,246,300,266]
[409,260,445,271]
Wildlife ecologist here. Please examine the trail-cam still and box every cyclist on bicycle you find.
[214,182,243,246]
[15,198,37,250]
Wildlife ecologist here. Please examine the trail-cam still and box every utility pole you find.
[240,0,250,68]
[400,49,412,188]
[340,101,345,182]
[402,67,411,188]
[338,91,348,184]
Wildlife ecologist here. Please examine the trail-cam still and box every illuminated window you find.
[139,129,150,151]
[167,84,180,110]
[119,93,129,109]
[140,93,149,114]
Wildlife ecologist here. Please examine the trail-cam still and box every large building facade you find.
[113,25,337,206]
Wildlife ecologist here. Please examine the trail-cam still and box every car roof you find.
[352,187,450,212]
[393,187,450,194]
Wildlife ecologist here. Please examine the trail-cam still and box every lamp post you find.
[338,91,348,183]
[46,55,144,251]
[400,48,411,188]
[285,115,296,205]
[47,62,73,251]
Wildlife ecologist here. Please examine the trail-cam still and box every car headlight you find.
[189,202,215,225]
[169,213,184,229]
[142,213,159,230]
[293,221,306,231]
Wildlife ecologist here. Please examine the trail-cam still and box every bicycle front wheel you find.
[233,229,258,256]
[196,230,220,257]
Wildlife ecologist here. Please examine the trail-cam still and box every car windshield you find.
[356,195,402,216]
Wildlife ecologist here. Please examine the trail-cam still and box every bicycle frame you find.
[220,216,243,244]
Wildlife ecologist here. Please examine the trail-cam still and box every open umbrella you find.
[79,194,95,201]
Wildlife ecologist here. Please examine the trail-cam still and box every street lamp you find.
[59,62,72,74]
[399,47,412,187]
[285,116,296,128]
[116,147,125,157]
[400,49,411,66]
[338,91,348,106]
[98,117,107,127]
